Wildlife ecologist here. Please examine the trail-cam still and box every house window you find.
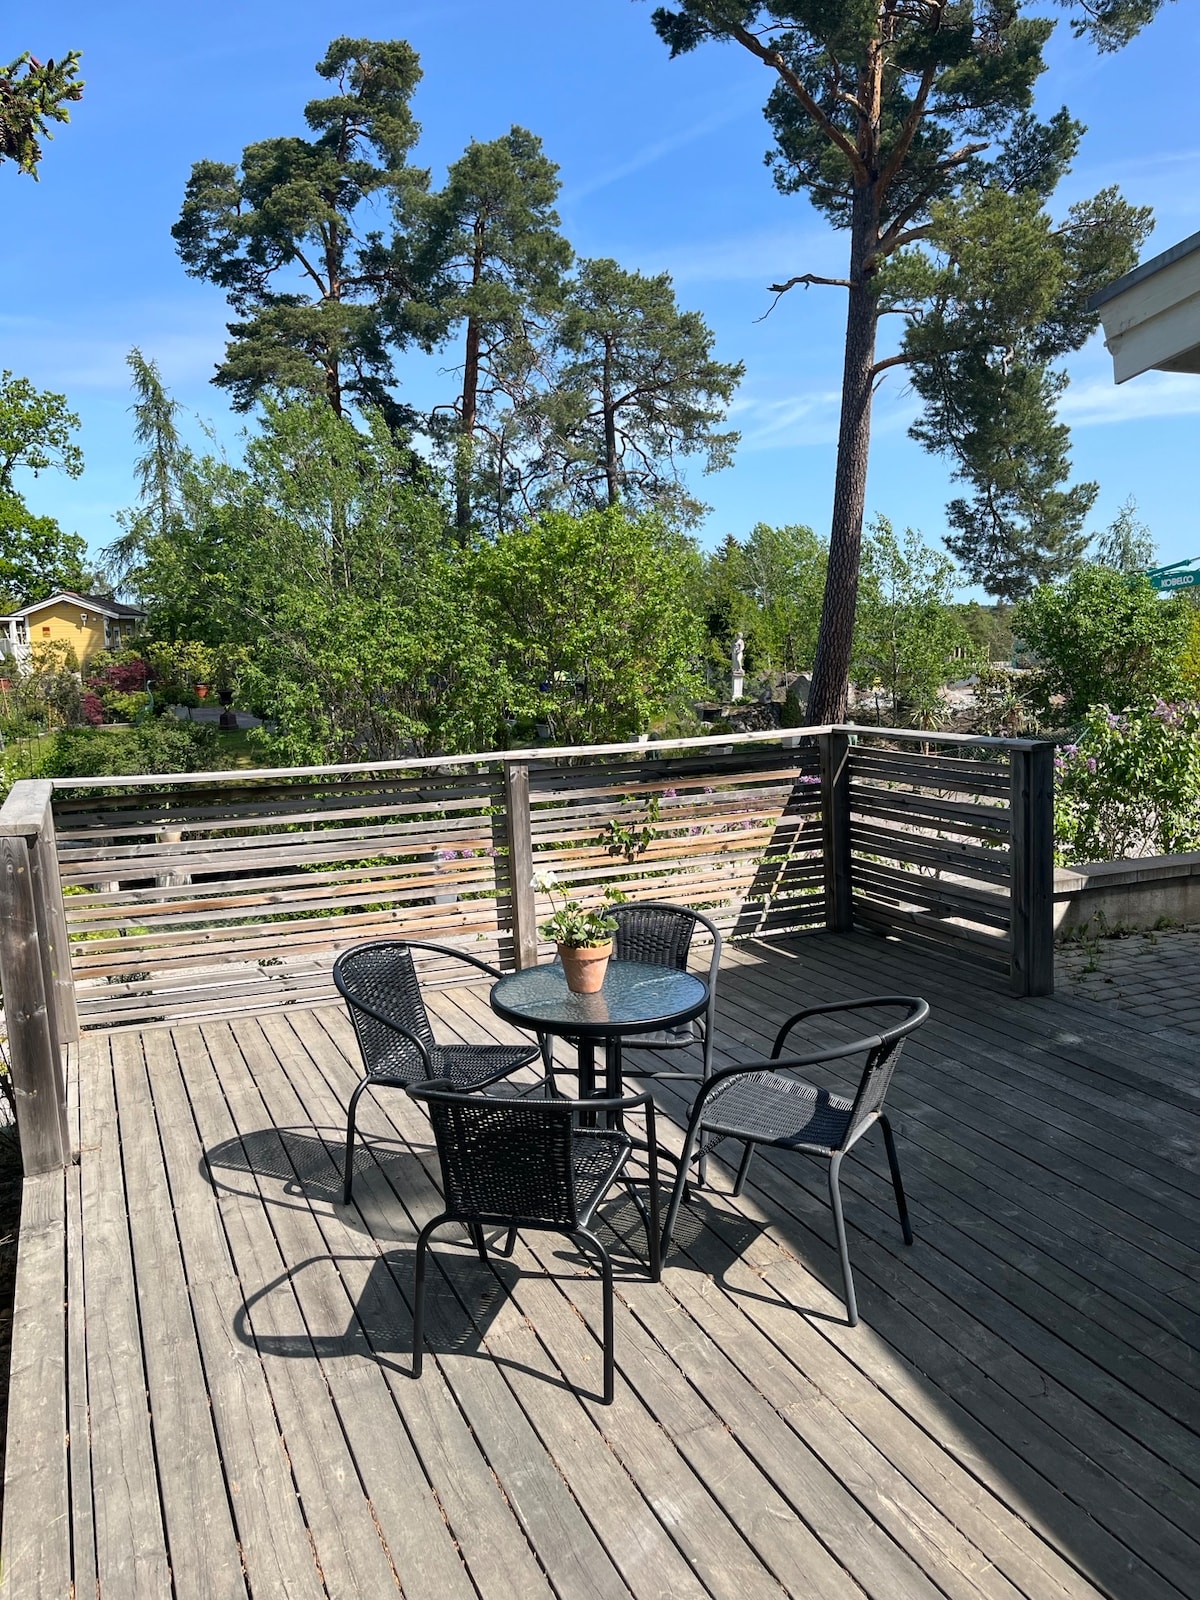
[15,620,26,644]
[42,625,51,637]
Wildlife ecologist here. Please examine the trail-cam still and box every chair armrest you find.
[770,996,927,1060]
[396,939,506,982]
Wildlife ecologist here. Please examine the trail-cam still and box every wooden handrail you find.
[40,722,1044,791]
[0,779,75,1173]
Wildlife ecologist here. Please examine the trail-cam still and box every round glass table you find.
[490,959,709,1099]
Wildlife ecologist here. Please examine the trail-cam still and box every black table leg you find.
[577,1037,596,1099]
[605,1037,622,1099]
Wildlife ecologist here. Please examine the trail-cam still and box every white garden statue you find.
[731,633,745,701]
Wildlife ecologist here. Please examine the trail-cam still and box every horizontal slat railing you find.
[44,731,826,1030]
[12,723,1054,1035]
[845,734,1017,976]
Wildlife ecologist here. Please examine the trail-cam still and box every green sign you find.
[1148,564,1200,593]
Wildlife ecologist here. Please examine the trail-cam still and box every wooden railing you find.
[0,724,1054,1174]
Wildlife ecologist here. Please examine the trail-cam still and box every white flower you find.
[532,868,558,891]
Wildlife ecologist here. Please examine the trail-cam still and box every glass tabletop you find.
[490,958,707,1038]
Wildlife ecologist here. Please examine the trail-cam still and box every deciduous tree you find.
[0,371,90,607]
[854,518,974,725]
[1016,565,1190,722]
[473,506,704,743]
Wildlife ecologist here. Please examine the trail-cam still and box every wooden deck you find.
[4,932,1199,1599]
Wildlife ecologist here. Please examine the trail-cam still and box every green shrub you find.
[33,720,220,782]
[1054,700,1200,865]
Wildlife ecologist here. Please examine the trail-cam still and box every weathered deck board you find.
[4,932,1199,1599]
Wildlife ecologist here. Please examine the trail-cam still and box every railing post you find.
[1009,742,1055,997]
[820,729,854,933]
[502,761,539,970]
[0,781,70,1174]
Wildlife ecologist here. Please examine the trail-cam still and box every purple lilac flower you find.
[1086,758,1097,773]
[662,787,677,799]
[439,849,457,861]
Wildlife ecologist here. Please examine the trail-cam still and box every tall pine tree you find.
[649,1,1161,719]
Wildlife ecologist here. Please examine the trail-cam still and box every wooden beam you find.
[0,835,68,1174]
[821,731,853,934]
[502,762,538,970]
[1009,742,1056,997]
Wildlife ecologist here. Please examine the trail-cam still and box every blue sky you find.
[4,1,1197,589]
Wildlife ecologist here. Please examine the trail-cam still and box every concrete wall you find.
[1054,852,1200,937]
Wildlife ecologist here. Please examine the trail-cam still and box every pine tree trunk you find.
[806,183,879,726]
[456,222,487,537]
[602,334,619,506]
[456,312,481,536]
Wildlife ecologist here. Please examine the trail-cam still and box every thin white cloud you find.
[565,86,758,203]
[732,389,842,449]
[1059,370,1200,425]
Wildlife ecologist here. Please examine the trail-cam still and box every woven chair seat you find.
[372,1041,540,1090]
[571,1131,631,1219]
[622,1022,695,1050]
[701,1072,854,1156]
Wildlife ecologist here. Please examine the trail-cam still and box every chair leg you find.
[501,1225,518,1257]
[468,1223,488,1262]
[343,1078,373,1205]
[880,1115,913,1245]
[732,1140,756,1197]
[412,1215,444,1378]
[828,1154,858,1327]
[576,1228,616,1404]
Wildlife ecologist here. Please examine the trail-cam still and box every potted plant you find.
[534,870,618,993]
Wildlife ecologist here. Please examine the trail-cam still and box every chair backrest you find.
[333,942,436,1084]
[843,998,927,1142]
[418,1091,579,1228]
[611,902,702,971]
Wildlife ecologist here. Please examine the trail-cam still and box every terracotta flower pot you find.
[558,940,613,994]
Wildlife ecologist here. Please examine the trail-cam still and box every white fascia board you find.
[1094,245,1200,383]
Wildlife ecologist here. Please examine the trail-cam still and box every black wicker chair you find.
[408,1085,661,1404]
[661,996,929,1325]
[333,940,550,1205]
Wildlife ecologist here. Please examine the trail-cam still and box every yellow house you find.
[0,590,145,673]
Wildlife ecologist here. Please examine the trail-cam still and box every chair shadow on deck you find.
[205,1126,671,1399]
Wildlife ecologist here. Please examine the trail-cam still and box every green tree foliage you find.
[1015,565,1191,722]
[419,127,572,534]
[853,519,975,726]
[895,184,1150,597]
[527,259,742,526]
[172,38,429,427]
[648,2,1158,717]
[116,397,503,762]
[0,499,91,609]
[1093,496,1155,575]
[1054,699,1200,866]
[698,534,755,683]
[955,601,1014,665]
[0,371,90,607]
[473,506,704,744]
[739,521,826,673]
[0,50,82,177]
[106,349,188,588]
